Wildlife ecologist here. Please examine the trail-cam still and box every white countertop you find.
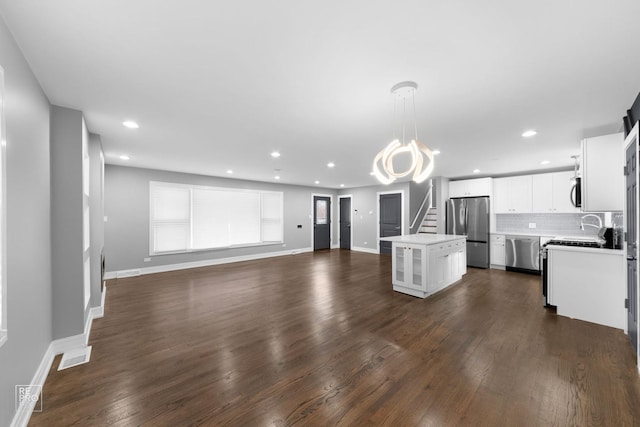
[492,231,550,237]
[381,234,466,245]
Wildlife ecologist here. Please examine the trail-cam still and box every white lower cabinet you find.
[490,234,505,268]
[392,239,466,298]
[428,246,448,292]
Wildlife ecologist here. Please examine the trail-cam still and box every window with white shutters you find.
[149,182,283,255]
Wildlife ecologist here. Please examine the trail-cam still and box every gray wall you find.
[89,134,104,308]
[338,181,411,252]
[0,16,53,426]
[104,165,338,273]
[50,106,85,339]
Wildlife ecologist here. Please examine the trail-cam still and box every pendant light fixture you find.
[373,81,434,185]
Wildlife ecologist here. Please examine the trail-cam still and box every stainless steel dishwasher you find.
[505,235,540,274]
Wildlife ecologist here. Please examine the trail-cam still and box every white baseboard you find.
[90,283,106,319]
[116,269,141,278]
[351,246,379,255]
[11,284,107,427]
[10,342,55,427]
[105,247,313,279]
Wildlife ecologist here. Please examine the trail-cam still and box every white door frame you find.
[311,193,334,249]
[338,194,353,250]
[376,189,405,254]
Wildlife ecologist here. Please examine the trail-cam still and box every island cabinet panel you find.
[387,235,466,298]
[548,246,625,329]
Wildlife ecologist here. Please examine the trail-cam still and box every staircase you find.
[418,207,438,234]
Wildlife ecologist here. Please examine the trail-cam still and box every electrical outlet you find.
[143,257,151,262]
[528,223,536,229]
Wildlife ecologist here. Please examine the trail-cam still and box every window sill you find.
[0,330,7,348]
[150,241,284,257]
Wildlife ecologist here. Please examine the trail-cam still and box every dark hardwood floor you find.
[30,250,640,426]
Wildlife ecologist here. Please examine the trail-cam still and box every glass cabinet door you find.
[394,245,405,283]
[411,246,424,288]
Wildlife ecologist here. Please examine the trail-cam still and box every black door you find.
[313,196,331,250]
[339,197,351,249]
[626,139,638,354]
[379,193,402,255]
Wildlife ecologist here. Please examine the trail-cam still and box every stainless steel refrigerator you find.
[446,197,490,268]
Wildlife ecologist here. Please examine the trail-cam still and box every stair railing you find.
[409,180,433,233]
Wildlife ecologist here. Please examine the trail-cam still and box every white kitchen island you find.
[381,234,467,298]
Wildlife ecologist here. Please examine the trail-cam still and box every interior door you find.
[379,193,401,255]
[626,134,638,354]
[313,196,331,250]
[339,197,351,249]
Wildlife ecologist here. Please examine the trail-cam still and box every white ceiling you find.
[1,1,640,188]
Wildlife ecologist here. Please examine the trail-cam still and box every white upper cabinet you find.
[449,177,492,198]
[532,171,578,213]
[581,132,624,212]
[493,176,532,213]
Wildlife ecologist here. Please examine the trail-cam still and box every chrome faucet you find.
[580,214,603,231]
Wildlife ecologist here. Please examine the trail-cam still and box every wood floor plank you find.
[28,250,640,426]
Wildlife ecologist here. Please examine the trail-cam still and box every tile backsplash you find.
[495,212,623,237]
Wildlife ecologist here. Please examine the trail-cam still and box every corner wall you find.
[50,106,85,340]
[88,134,104,308]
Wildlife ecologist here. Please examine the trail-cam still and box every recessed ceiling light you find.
[119,155,130,160]
[314,180,320,184]
[369,172,375,176]
[271,151,281,158]
[275,175,280,180]
[522,129,537,138]
[540,160,551,165]
[432,150,441,155]
[327,162,335,168]
[122,120,139,129]
[473,169,480,174]
[226,169,233,174]
[340,184,345,187]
